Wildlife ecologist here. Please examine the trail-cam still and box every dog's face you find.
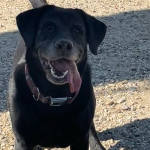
[35,7,87,89]
[16,5,106,93]
[36,8,86,62]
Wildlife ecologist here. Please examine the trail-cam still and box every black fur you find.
[8,5,106,150]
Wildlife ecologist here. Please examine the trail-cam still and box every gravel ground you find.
[0,0,150,150]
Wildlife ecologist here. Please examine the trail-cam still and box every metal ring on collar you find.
[33,87,40,101]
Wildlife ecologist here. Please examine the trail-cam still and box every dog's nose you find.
[54,40,73,52]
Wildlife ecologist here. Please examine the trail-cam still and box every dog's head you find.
[16,5,106,93]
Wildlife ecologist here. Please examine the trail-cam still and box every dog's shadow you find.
[98,118,150,150]
[0,8,150,150]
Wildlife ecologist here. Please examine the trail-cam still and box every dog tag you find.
[51,97,72,106]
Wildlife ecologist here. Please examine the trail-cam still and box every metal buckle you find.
[33,88,40,101]
[46,97,72,106]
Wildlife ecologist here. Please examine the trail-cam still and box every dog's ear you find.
[16,9,40,47]
[29,0,48,8]
[86,16,107,55]
[78,10,107,55]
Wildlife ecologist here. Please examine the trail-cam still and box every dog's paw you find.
[33,145,44,150]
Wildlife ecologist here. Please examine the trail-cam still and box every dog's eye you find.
[72,26,82,35]
[73,29,80,34]
[46,25,53,31]
[43,22,54,31]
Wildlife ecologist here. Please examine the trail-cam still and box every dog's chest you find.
[30,121,80,148]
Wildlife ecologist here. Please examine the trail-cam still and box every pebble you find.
[129,87,137,92]
[105,100,115,105]
[120,147,130,150]
[122,105,131,110]
[0,24,4,27]
[117,97,126,104]
[10,146,13,149]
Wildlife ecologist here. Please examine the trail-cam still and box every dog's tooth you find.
[49,63,52,68]
[45,60,48,66]
[63,70,68,76]
[60,75,63,78]
[51,69,58,78]
[61,75,64,78]
[51,69,55,76]
[51,70,61,79]
[51,67,67,79]
[49,62,53,69]
[55,75,60,78]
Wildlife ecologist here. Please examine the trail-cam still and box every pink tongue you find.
[52,59,82,93]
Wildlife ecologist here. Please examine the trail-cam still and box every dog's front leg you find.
[89,123,106,150]
[70,134,89,150]
[14,139,34,150]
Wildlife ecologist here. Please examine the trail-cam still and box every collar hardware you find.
[33,87,40,101]
[48,97,72,106]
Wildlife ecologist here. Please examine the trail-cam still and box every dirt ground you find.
[0,0,150,150]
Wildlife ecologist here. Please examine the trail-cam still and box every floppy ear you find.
[16,9,40,47]
[86,15,107,55]
[29,0,48,8]
[82,12,107,55]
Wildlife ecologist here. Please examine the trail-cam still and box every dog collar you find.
[25,64,79,106]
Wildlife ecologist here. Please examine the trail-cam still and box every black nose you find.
[54,40,73,52]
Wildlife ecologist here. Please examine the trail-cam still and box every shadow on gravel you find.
[0,31,20,112]
[0,8,150,149]
[90,9,150,86]
[98,118,150,150]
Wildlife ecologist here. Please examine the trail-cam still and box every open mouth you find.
[49,62,68,79]
[41,58,70,80]
[41,58,82,93]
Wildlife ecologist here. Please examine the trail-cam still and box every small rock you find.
[0,24,4,27]
[10,146,14,149]
[129,87,137,92]
[105,100,114,105]
[130,66,137,71]
[120,147,130,150]
[122,80,128,84]
[115,109,121,113]
[122,105,131,110]
[117,98,126,104]
[132,107,136,111]
[137,104,143,109]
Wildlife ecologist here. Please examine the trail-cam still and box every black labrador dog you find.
[8,2,107,150]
